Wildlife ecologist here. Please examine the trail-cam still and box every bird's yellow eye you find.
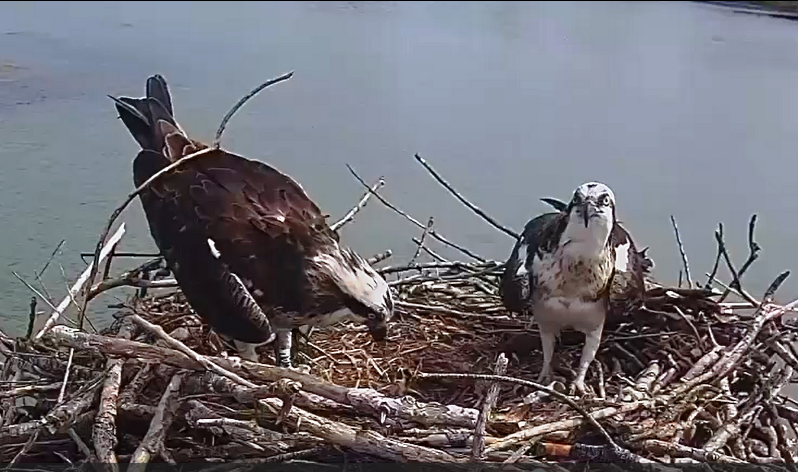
[600,195,611,206]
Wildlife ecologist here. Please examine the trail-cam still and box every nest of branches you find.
[1,72,797,470]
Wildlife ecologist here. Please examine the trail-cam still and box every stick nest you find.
[3,245,798,467]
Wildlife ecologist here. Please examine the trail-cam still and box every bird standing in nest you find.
[500,182,652,394]
[110,74,394,369]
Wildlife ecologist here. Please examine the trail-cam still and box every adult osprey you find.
[110,75,394,368]
[499,182,650,394]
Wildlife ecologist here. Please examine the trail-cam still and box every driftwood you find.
[4,74,798,467]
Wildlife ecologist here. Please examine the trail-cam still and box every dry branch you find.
[92,320,134,472]
[128,372,185,470]
[413,153,519,240]
[34,223,126,341]
[330,177,385,232]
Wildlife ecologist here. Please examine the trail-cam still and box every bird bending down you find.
[500,182,650,394]
[110,74,394,368]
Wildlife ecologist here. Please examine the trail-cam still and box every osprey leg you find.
[573,324,603,394]
[537,324,558,384]
[274,329,293,368]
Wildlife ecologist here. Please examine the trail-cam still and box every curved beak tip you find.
[368,323,388,342]
[582,204,590,227]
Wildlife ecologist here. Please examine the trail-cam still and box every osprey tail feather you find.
[109,74,186,157]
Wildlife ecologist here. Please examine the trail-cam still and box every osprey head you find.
[313,247,394,341]
[568,182,616,228]
[560,182,616,252]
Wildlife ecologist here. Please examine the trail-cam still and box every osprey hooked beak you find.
[364,304,390,341]
[581,199,598,227]
[367,317,388,341]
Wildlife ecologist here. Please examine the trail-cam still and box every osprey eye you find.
[599,195,611,206]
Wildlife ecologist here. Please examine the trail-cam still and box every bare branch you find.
[213,71,294,148]
[670,215,692,287]
[330,177,385,232]
[413,153,519,239]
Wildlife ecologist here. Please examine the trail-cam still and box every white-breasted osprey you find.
[499,182,651,394]
[110,75,394,368]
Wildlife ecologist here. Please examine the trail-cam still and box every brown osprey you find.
[500,182,651,394]
[110,75,394,368]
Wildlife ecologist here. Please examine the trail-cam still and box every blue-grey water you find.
[1,1,798,336]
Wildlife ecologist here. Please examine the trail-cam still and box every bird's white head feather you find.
[560,182,616,257]
[312,243,394,339]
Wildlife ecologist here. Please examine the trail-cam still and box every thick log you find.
[93,320,135,472]
[128,373,185,471]
[43,326,479,428]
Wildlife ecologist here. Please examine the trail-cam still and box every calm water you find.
[1,1,798,335]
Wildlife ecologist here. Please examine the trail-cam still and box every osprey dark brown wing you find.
[133,150,276,345]
[149,136,347,320]
[499,211,566,314]
[608,222,652,316]
[114,74,395,368]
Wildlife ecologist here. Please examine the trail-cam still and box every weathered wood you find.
[43,325,480,428]
[472,353,507,460]
[33,223,126,341]
[129,372,185,471]
[256,395,463,462]
[485,401,650,453]
[184,400,314,455]
[93,320,135,472]
[639,439,747,463]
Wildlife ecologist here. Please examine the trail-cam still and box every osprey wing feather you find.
[500,211,564,314]
[114,74,394,368]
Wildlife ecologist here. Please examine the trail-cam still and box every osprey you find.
[110,75,394,368]
[499,182,650,394]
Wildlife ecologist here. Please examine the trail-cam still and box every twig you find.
[7,428,40,467]
[330,177,385,232]
[718,215,761,303]
[80,252,160,259]
[12,272,57,314]
[346,164,486,262]
[417,372,620,452]
[128,314,257,388]
[714,218,759,305]
[485,402,649,453]
[367,250,392,266]
[58,349,74,404]
[93,320,135,472]
[670,215,692,287]
[472,353,508,460]
[410,217,434,264]
[213,71,294,148]
[704,223,724,290]
[413,153,519,239]
[25,298,36,340]
[129,372,185,470]
[639,439,746,463]
[89,277,178,301]
[34,238,65,302]
[36,223,126,341]
[36,239,65,281]
[102,242,119,281]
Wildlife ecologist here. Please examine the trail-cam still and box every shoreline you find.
[697,0,798,20]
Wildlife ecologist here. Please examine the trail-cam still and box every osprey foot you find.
[289,364,312,375]
[225,356,243,369]
[536,370,552,385]
[570,380,594,398]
